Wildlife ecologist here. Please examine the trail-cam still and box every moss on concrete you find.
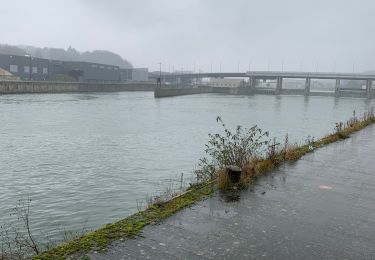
[34,183,215,260]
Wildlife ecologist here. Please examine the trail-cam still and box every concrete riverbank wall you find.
[155,86,374,99]
[0,81,155,94]
[154,85,239,98]
[154,86,212,97]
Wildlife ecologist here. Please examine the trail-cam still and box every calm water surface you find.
[0,92,373,243]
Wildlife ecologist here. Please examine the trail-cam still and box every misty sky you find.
[1,0,375,72]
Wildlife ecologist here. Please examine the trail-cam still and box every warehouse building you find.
[50,60,120,83]
[0,54,50,81]
[0,54,149,83]
[120,68,149,82]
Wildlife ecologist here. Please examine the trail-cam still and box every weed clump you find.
[254,159,275,176]
[195,108,375,191]
[194,116,270,183]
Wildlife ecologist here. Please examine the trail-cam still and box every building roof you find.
[0,68,13,76]
[0,68,19,80]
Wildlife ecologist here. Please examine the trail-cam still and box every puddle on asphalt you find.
[219,189,242,202]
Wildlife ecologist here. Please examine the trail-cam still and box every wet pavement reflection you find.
[91,125,375,259]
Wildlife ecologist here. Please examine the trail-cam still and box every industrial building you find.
[208,77,245,88]
[0,54,50,81]
[0,53,148,83]
[120,68,149,82]
[50,60,120,83]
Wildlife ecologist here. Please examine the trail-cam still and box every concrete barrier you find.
[154,86,242,98]
[280,89,306,95]
[154,86,212,98]
[0,81,155,94]
[211,87,239,94]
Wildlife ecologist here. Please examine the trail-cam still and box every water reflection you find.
[334,97,340,109]
[274,95,282,112]
[0,92,374,243]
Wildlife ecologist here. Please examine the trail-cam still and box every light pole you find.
[157,62,162,88]
[25,54,32,80]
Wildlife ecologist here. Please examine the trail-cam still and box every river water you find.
[0,92,373,244]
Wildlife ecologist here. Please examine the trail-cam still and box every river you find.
[0,92,373,244]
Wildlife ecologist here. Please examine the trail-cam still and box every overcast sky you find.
[1,0,375,72]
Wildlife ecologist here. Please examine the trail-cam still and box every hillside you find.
[0,44,132,68]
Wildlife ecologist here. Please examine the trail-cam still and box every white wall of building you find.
[132,68,149,82]
[208,78,244,88]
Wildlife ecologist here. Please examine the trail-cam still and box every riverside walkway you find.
[91,125,375,259]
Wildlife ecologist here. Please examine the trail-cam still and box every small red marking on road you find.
[319,185,333,190]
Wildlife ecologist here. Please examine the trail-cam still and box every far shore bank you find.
[0,81,155,94]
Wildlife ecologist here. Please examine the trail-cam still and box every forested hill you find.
[0,44,132,68]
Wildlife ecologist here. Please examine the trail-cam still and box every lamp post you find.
[157,62,162,88]
[25,54,32,80]
[47,59,50,80]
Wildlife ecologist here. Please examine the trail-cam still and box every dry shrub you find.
[284,144,307,161]
[320,134,340,145]
[284,147,299,161]
[240,162,257,188]
[254,159,275,176]
[241,158,259,178]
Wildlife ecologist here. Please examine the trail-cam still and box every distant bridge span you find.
[152,71,375,97]
[155,71,375,81]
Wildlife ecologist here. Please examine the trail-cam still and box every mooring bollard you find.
[226,165,242,183]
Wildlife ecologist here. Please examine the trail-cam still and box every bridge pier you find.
[248,76,256,88]
[335,79,341,97]
[304,78,311,96]
[366,79,373,97]
[276,77,283,94]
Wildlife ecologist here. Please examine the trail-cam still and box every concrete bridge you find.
[155,71,375,97]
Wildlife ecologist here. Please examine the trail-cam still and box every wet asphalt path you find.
[90,125,375,259]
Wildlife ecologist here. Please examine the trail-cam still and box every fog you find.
[1,0,374,72]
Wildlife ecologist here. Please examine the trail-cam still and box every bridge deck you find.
[90,125,375,259]
[155,71,375,80]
